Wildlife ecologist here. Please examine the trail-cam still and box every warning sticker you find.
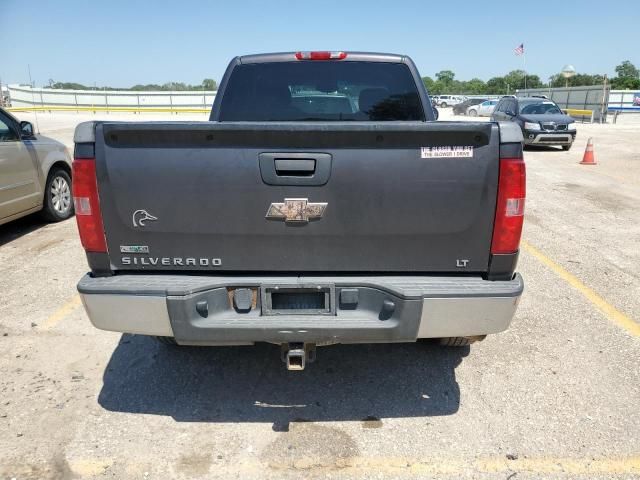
[421,146,474,158]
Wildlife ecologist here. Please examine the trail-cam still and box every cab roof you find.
[238,52,406,64]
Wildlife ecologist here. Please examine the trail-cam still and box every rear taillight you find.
[491,157,526,254]
[295,51,347,60]
[72,158,107,253]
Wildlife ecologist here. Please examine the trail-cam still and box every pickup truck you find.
[73,51,525,370]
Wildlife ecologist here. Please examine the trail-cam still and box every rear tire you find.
[155,336,178,345]
[438,335,486,347]
[468,109,478,117]
[41,168,73,222]
[562,144,572,151]
[440,102,448,108]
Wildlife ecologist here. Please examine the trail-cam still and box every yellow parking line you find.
[65,455,640,476]
[476,456,640,475]
[521,240,640,337]
[68,458,112,476]
[340,456,640,475]
[40,294,81,330]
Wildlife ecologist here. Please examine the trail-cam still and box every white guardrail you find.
[5,85,639,119]
[6,85,216,110]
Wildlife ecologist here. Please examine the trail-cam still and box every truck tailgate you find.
[95,121,498,273]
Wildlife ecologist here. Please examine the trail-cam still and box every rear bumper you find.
[78,273,524,345]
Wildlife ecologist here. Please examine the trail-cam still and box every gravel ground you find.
[0,110,638,479]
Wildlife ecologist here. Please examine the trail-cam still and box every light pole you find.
[561,65,576,88]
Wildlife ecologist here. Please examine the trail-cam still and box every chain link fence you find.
[516,85,609,122]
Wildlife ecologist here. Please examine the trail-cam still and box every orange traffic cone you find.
[580,137,597,165]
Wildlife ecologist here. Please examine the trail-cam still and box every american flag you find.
[514,43,524,56]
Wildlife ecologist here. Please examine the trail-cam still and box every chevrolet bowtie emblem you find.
[266,198,328,223]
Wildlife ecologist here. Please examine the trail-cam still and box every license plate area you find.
[261,284,335,315]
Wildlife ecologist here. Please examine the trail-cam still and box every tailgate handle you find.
[259,153,332,186]
[275,158,316,176]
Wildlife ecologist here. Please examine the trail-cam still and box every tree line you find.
[43,78,217,91]
[423,60,640,95]
[33,60,640,95]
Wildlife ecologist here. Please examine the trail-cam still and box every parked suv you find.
[491,97,576,150]
[437,95,465,107]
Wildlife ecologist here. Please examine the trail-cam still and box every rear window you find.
[218,62,425,121]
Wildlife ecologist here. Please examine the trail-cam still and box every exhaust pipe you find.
[281,343,316,371]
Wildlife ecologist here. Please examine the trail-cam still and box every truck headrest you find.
[359,88,389,114]
[257,83,292,105]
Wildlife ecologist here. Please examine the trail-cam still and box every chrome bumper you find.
[78,273,523,344]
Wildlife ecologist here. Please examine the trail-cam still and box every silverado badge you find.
[266,198,327,223]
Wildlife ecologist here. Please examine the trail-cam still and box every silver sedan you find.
[467,100,499,117]
[0,108,73,226]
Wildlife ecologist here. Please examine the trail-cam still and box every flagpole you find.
[523,48,527,91]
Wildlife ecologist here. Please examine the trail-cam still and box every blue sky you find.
[2,0,638,88]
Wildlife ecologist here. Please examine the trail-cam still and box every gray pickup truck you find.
[73,51,525,370]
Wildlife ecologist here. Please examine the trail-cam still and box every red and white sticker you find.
[421,146,474,158]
